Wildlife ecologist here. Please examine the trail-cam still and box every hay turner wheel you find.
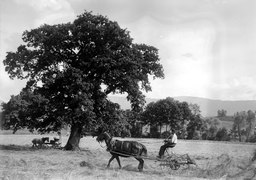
[158,153,196,170]
[160,157,180,170]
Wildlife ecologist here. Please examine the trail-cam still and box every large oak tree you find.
[3,11,164,150]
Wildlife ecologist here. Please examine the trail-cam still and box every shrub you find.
[150,131,161,138]
[216,127,230,141]
[149,125,160,138]
[207,125,218,140]
[192,130,201,140]
[130,124,142,138]
[141,133,150,138]
[201,132,208,140]
[247,135,256,143]
[120,129,131,138]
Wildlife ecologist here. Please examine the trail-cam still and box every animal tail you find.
[141,144,148,157]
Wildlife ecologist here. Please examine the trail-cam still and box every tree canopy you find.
[141,97,196,138]
[3,11,164,150]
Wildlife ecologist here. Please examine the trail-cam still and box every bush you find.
[149,125,160,138]
[150,131,161,138]
[141,132,150,138]
[120,129,131,138]
[192,131,201,140]
[215,127,230,141]
[207,126,218,140]
[247,135,256,143]
[201,132,208,140]
[130,124,142,138]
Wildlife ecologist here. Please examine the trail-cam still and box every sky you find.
[0,0,256,102]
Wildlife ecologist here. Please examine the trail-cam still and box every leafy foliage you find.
[233,111,247,141]
[215,127,230,141]
[231,110,256,142]
[141,97,197,138]
[2,11,164,148]
[2,90,54,133]
[217,109,227,117]
[122,110,142,138]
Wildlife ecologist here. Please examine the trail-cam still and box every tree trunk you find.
[64,124,82,150]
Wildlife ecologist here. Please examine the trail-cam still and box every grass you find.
[0,135,256,179]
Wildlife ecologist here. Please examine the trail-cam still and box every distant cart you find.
[44,138,61,149]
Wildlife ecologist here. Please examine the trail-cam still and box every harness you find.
[97,132,147,158]
[107,138,124,152]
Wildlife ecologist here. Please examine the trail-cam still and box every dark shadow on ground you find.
[0,144,46,151]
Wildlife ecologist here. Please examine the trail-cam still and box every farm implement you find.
[32,137,61,149]
[107,149,197,171]
[43,137,61,149]
[157,153,196,170]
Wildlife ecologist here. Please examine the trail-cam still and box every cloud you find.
[0,0,76,101]
[209,76,256,100]
[14,0,76,26]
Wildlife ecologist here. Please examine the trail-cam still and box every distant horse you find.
[32,137,49,148]
[96,132,147,171]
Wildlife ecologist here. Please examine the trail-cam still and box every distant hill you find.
[108,96,256,117]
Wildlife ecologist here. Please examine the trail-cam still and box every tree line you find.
[2,93,256,143]
[122,99,256,143]
[132,105,256,143]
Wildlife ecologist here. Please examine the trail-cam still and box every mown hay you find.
[166,153,256,179]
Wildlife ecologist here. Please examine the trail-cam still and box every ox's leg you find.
[107,155,115,168]
[135,158,144,172]
[115,156,122,169]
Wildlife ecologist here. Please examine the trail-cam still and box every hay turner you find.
[157,152,196,170]
[107,149,196,170]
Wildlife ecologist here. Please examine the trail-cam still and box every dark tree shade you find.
[3,11,164,150]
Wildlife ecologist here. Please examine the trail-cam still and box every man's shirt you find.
[167,133,177,144]
[171,133,177,144]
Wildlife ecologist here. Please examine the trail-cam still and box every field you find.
[0,134,256,180]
